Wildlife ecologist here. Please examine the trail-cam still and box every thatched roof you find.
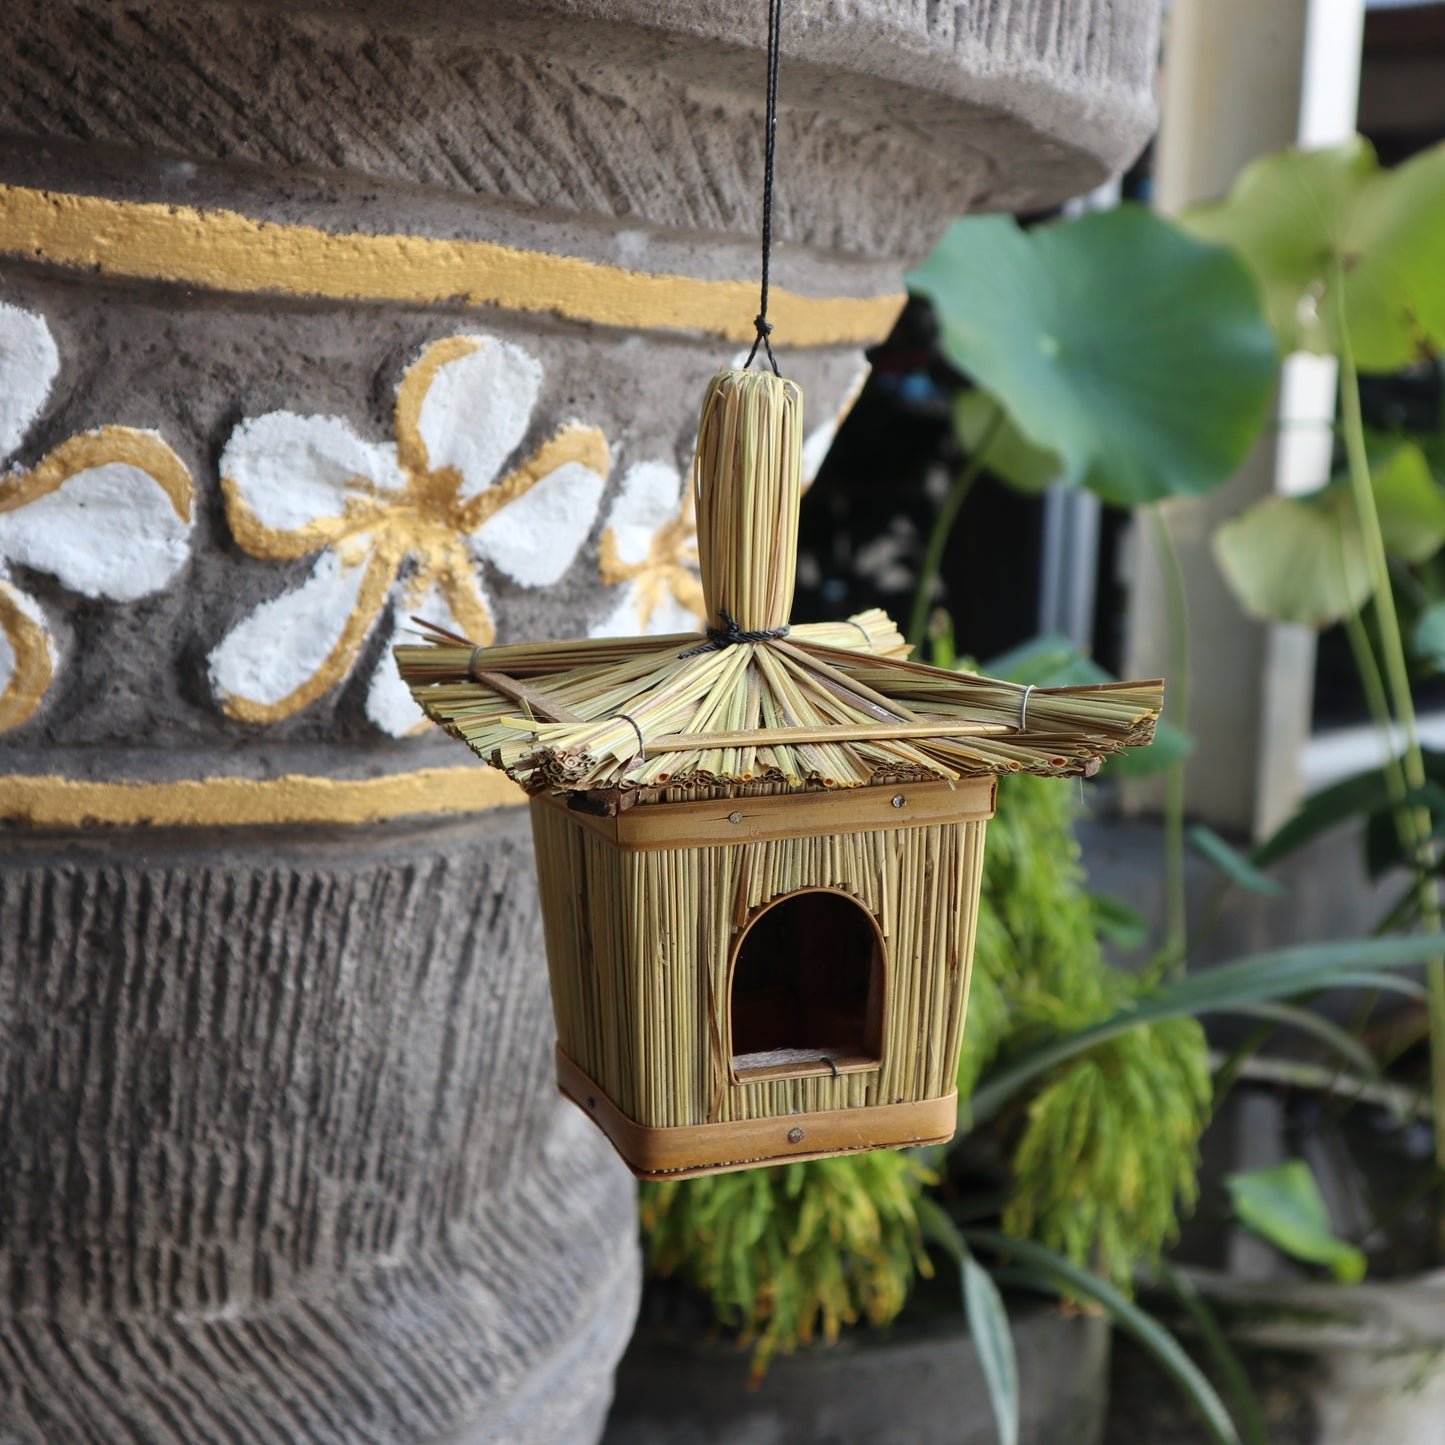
[396,369,1162,798]
[396,609,1160,796]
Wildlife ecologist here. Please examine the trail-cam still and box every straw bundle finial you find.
[694,368,803,634]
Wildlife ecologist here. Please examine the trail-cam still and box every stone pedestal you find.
[0,3,1158,1440]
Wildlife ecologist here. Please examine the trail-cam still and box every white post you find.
[1126,0,1365,839]
[1038,181,1120,650]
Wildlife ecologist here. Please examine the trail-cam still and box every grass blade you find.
[1229,1001,1380,1078]
[916,1198,1020,1445]
[963,1252,1020,1445]
[964,1229,1241,1445]
[1157,1262,1267,1445]
[1190,823,1287,897]
[966,934,1445,1126]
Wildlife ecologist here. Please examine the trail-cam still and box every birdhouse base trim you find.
[556,1046,957,1180]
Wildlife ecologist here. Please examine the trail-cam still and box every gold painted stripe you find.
[0,184,905,346]
[0,767,525,829]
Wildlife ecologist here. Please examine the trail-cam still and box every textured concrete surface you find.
[0,810,640,1443]
[0,0,1159,266]
[0,2,1160,1439]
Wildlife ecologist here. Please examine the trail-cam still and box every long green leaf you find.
[963,1253,1020,1445]
[964,1230,1241,1445]
[1189,824,1287,897]
[1325,970,1428,999]
[966,935,1445,1125]
[1230,1001,1380,1078]
[1119,936,1440,1014]
[1252,767,1392,866]
[1157,1262,1267,1445]
[915,1198,1020,1445]
[1253,751,1445,866]
[915,1192,964,1262]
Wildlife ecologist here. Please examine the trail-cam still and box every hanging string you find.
[744,0,784,376]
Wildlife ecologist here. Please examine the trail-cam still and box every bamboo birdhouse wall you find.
[398,368,1163,1178]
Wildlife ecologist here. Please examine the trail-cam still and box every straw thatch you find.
[396,368,1162,798]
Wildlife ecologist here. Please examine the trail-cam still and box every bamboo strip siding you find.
[533,800,983,1130]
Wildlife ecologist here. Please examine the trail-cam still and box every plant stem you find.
[1152,505,1191,977]
[907,398,1005,650]
[1332,260,1445,1171]
[1339,604,1418,894]
[1340,607,1409,805]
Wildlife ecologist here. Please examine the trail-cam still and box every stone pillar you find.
[0,3,1159,1441]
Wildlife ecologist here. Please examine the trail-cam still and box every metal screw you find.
[787,1127,805,1144]
[891,795,906,809]
[728,811,743,824]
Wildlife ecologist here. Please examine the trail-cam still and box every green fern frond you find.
[1002,1016,1211,1288]
[640,1149,933,1379]
[966,774,1213,1291]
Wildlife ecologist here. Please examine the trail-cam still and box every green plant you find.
[1186,136,1445,1172]
[637,135,1445,1445]
[1225,1161,1366,1284]
[961,771,1211,1291]
[907,202,1278,972]
[910,130,1445,1248]
[640,1150,934,1381]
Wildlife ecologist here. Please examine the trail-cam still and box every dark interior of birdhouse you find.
[729,889,885,1082]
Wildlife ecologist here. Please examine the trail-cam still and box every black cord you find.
[678,608,790,658]
[743,0,783,376]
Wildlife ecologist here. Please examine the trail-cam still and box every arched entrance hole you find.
[729,888,885,1081]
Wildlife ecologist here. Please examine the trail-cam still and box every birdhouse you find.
[398,369,1162,1178]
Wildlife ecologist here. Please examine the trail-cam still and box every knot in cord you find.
[678,608,790,658]
[744,313,779,375]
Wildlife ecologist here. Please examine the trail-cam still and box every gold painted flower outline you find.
[591,459,706,637]
[0,301,193,733]
[209,334,610,735]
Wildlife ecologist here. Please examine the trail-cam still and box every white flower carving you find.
[0,301,194,732]
[590,460,705,638]
[208,334,610,735]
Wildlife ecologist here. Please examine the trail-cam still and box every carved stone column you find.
[0,3,1159,1441]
